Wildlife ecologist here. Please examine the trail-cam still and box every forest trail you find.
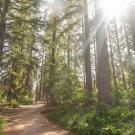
[3,104,74,135]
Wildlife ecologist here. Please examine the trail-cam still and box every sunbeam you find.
[100,0,131,18]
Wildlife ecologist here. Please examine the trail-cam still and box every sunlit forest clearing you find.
[0,0,135,135]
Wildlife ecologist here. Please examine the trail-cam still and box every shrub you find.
[48,104,135,135]
[128,89,135,109]
[18,96,32,105]
[0,118,5,135]
[11,99,19,108]
[101,127,113,135]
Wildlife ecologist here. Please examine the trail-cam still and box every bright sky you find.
[101,0,132,18]
[43,0,134,20]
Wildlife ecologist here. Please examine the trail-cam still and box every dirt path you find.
[3,104,74,135]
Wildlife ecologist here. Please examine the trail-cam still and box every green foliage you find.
[128,89,135,109]
[0,92,7,107]
[45,65,82,106]
[45,55,135,134]
[127,55,135,90]
[10,99,19,108]
[123,119,135,135]
[101,126,113,135]
[18,96,32,105]
[48,104,135,135]
[0,118,5,135]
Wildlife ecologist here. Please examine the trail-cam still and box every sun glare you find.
[101,0,131,18]
[46,0,54,2]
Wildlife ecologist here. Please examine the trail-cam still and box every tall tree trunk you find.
[84,0,92,92]
[108,25,119,103]
[43,51,47,101]
[108,26,118,89]
[128,3,135,52]
[93,39,97,91]
[25,41,33,96]
[82,18,86,88]
[128,3,135,89]
[95,0,113,104]
[67,35,71,67]
[123,24,131,56]
[38,56,44,101]
[48,17,57,106]
[113,18,127,90]
[73,44,76,69]
[0,0,10,64]
[7,58,16,101]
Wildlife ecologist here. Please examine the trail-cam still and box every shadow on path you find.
[3,104,74,135]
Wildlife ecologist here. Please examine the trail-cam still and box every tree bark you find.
[95,0,113,104]
[48,17,57,106]
[38,56,44,101]
[108,26,118,89]
[67,35,71,67]
[0,0,10,64]
[7,58,16,101]
[113,18,127,90]
[123,24,131,56]
[84,0,92,92]
[128,4,135,52]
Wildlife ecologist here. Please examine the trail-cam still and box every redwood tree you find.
[84,0,92,92]
[0,0,10,64]
[95,0,113,104]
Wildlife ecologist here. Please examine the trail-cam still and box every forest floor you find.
[3,103,74,135]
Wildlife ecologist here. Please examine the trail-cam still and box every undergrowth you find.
[48,105,135,135]
[47,86,135,135]
[0,118,5,135]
